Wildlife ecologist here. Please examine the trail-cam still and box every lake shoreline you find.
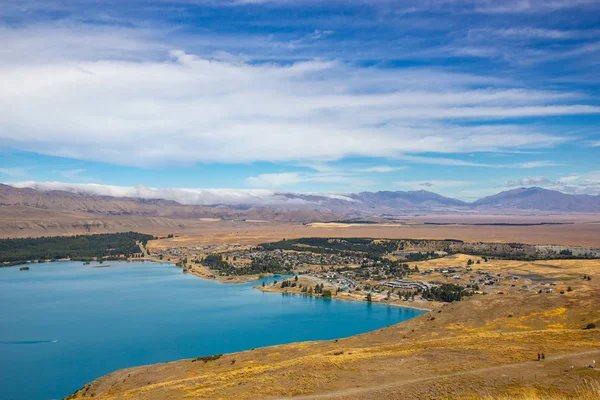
[256,283,435,311]
[4,258,434,311]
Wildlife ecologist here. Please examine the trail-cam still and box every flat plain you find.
[146,215,600,248]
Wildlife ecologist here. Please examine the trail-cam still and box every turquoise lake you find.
[0,261,425,400]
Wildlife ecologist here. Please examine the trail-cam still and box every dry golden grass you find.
[475,379,600,399]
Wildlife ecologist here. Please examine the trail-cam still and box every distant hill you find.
[0,184,343,237]
[350,190,469,209]
[268,190,469,215]
[472,187,600,213]
[279,188,600,214]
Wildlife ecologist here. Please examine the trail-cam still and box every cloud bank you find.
[1,25,597,169]
[6,181,357,206]
[504,172,600,195]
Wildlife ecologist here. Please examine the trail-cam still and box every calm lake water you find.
[0,261,424,400]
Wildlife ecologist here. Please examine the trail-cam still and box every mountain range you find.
[1,183,599,216]
[1,183,599,237]
[249,187,600,215]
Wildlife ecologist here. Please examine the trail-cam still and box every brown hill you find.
[472,187,600,213]
[0,184,341,237]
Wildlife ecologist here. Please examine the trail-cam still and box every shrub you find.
[584,323,596,330]
[192,354,222,363]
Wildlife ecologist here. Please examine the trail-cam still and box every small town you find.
[146,239,567,307]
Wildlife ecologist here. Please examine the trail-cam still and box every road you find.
[137,241,150,258]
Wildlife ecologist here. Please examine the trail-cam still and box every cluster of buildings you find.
[228,249,366,269]
[380,279,435,291]
[421,265,470,276]
[420,264,560,295]
[299,271,360,292]
[151,247,185,259]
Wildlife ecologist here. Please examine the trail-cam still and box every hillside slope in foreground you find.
[70,257,600,400]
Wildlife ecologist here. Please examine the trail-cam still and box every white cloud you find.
[489,27,598,40]
[516,161,563,168]
[245,172,301,187]
[394,180,473,190]
[5,181,303,206]
[61,168,87,181]
[505,176,551,186]
[243,164,408,190]
[0,25,595,168]
[5,181,363,206]
[355,165,408,173]
[245,170,374,189]
[557,175,579,183]
[0,167,31,178]
[395,154,491,167]
[502,171,600,195]
[473,0,597,14]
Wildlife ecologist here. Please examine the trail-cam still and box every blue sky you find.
[0,0,599,202]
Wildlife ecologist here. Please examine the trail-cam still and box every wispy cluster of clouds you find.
[395,180,473,190]
[504,171,600,195]
[505,176,551,186]
[245,165,407,189]
[0,31,595,168]
[8,181,352,206]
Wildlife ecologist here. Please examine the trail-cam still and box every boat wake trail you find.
[0,340,58,345]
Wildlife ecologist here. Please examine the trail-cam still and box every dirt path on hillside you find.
[282,350,600,400]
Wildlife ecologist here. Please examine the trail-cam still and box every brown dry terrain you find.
[2,183,600,247]
[69,255,600,400]
[4,209,600,248]
[1,184,599,247]
[142,218,600,248]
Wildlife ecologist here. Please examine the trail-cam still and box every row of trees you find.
[421,283,472,302]
[297,283,333,298]
[202,254,292,275]
[281,280,297,288]
[263,237,599,262]
[0,232,154,264]
[260,237,399,258]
